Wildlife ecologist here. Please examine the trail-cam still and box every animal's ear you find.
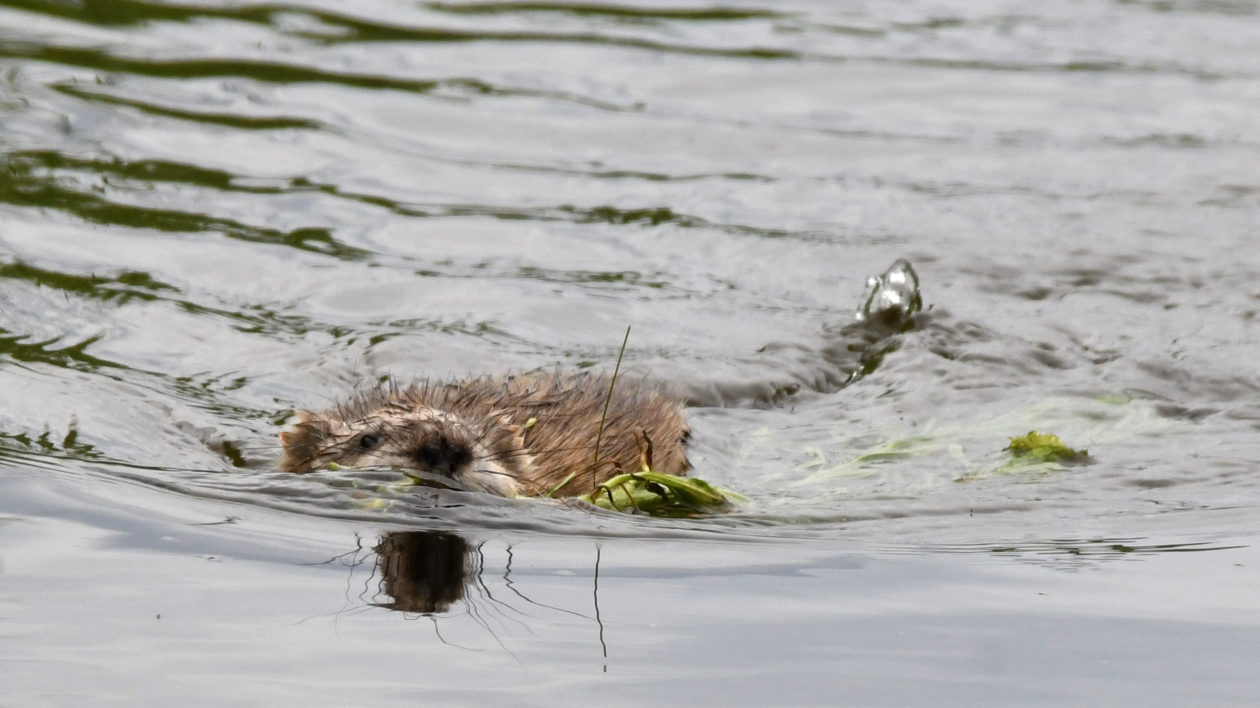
[279,411,330,473]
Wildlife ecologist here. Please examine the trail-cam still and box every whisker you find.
[471,466,521,480]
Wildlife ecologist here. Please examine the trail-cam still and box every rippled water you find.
[2,0,1259,704]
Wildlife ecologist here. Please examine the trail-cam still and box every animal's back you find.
[399,372,691,495]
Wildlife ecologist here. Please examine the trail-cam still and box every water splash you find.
[855,258,922,325]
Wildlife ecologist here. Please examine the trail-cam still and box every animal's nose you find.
[412,435,473,475]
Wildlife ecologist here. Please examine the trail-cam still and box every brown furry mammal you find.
[279,371,689,497]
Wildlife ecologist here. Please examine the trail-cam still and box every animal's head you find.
[279,401,532,497]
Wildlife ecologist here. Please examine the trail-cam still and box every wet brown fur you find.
[279,371,691,497]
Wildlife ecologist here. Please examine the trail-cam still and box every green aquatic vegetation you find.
[1006,431,1089,463]
[306,467,418,513]
[797,434,938,480]
[791,395,1150,489]
[578,470,745,517]
[979,430,1090,478]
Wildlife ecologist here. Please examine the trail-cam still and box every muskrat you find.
[279,371,689,497]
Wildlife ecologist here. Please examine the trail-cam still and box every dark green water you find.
[2,1,1259,704]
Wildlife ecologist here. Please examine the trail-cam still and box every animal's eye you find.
[359,434,379,450]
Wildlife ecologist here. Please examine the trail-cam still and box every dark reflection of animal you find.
[280,372,689,497]
[368,530,609,667]
[372,531,470,613]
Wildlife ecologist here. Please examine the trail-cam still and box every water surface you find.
[1,0,1259,704]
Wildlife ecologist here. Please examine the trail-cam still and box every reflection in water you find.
[366,530,609,664]
[372,531,471,613]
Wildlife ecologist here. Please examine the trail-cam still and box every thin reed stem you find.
[590,326,631,478]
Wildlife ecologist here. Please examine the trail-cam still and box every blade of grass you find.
[591,325,631,480]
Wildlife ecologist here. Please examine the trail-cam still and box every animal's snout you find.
[412,435,473,475]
